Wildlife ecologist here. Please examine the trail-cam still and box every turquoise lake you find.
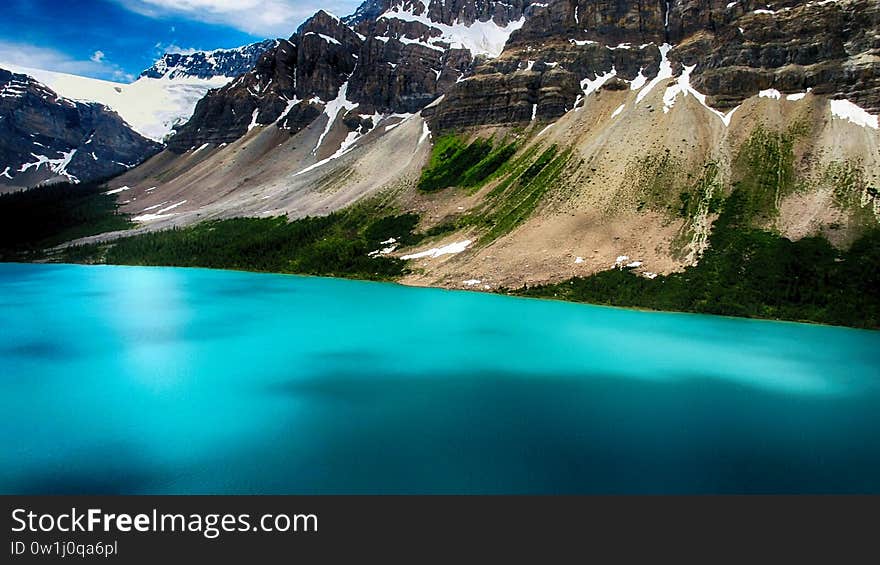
[1,263,879,494]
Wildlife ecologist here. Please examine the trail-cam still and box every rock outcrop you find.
[426,0,880,129]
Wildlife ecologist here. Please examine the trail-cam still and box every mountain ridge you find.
[139,40,280,80]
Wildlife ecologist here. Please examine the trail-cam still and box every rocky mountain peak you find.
[140,39,279,80]
[343,0,389,25]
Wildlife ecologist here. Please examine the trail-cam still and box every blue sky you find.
[0,0,363,82]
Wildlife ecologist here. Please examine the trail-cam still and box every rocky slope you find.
[0,69,161,190]
[66,0,879,296]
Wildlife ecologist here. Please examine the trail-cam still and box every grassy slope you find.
[417,137,570,244]
[514,125,880,329]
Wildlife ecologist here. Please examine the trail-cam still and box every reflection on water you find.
[1,263,879,494]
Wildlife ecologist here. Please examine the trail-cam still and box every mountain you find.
[140,40,279,80]
[425,0,880,129]
[0,40,277,143]
[17,0,880,325]
[165,4,533,152]
[0,68,161,189]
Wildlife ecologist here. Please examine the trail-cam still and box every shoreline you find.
[2,260,877,333]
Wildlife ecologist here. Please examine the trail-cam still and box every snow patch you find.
[140,201,168,212]
[303,32,342,46]
[275,96,302,127]
[661,64,739,126]
[17,149,79,181]
[397,35,446,52]
[103,185,132,195]
[133,200,187,222]
[401,240,472,260]
[829,99,879,129]
[379,6,525,58]
[419,121,431,145]
[630,68,648,90]
[312,81,359,154]
[580,67,617,100]
[247,109,261,131]
[635,44,673,104]
[295,131,360,177]
[368,237,399,257]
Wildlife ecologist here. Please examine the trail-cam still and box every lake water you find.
[1,263,879,494]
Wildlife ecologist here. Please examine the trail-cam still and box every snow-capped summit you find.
[140,40,278,81]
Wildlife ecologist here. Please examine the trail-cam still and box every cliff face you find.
[167,2,541,152]
[0,69,161,188]
[679,1,880,111]
[426,0,880,129]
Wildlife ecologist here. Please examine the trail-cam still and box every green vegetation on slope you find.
[514,187,880,329]
[632,152,723,220]
[821,159,879,227]
[420,143,571,244]
[480,146,569,243]
[0,179,133,261]
[731,124,801,223]
[418,135,518,192]
[65,207,422,281]
[515,125,879,329]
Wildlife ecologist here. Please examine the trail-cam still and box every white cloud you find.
[0,41,130,83]
[112,69,136,82]
[152,42,200,56]
[111,0,364,37]
[162,44,200,56]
